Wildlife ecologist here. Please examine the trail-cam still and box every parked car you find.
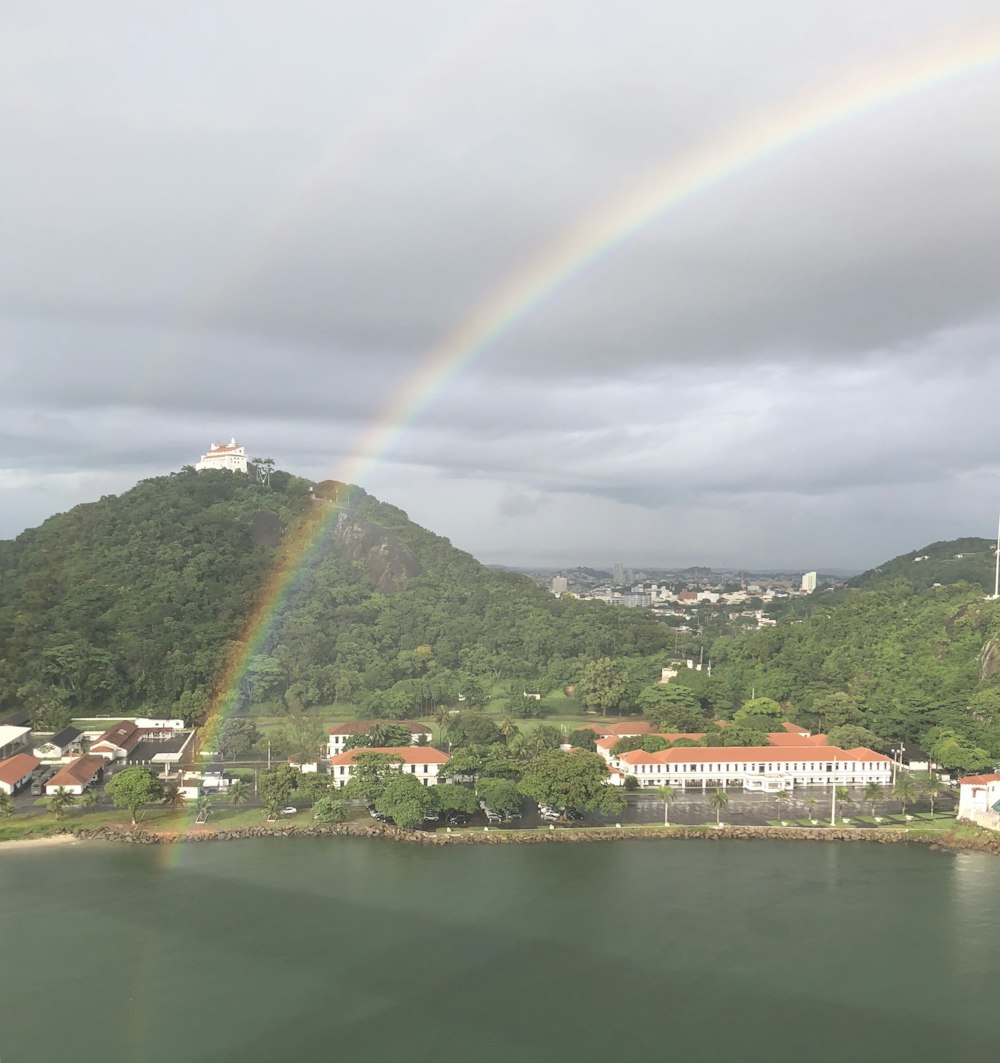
[485,810,502,824]
[565,808,585,821]
[447,813,470,826]
[423,811,440,822]
[540,810,561,822]
[281,807,298,815]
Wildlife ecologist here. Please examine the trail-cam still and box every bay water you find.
[1,838,997,1062]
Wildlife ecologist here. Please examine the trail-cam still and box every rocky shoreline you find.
[54,820,1000,854]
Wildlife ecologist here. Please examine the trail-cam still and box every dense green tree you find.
[312,795,346,822]
[893,775,918,816]
[343,723,415,751]
[446,712,502,748]
[375,773,433,829]
[342,752,402,804]
[258,765,299,816]
[638,684,707,732]
[518,749,625,814]
[734,697,783,721]
[826,724,883,750]
[567,728,597,751]
[578,658,633,715]
[214,719,262,760]
[0,791,13,818]
[431,783,479,817]
[475,777,522,817]
[926,727,993,773]
[107,768,163,825]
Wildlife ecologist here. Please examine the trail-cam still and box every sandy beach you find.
[0,833,81,853]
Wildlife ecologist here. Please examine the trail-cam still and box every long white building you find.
[609,743,892,792]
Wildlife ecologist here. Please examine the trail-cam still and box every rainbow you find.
[185,36,1000,802]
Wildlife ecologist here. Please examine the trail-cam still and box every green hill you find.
[847,537,996,593]
[0,468,667,727]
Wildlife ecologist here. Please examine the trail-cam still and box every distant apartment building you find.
[195,438,250,474]
[551,576,568,595]
[801,571,818,593]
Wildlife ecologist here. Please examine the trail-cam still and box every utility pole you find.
[267,739,271,770]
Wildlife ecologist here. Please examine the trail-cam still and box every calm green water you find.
[1,839,997,1062]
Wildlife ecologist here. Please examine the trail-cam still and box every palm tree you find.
[893,774,918,818]
[834,786,851,824]
[80,788,101,809]
[656,785,677,826]
[162,784,186,811]
[0,792,13,818]
[863,781,883,819]
[434,707,451,743]
[806,796,818,823]
[920,775,946,816]
[497,716,518,740]
[367,722,390,748]
[774,788,789,823]
[194,796,212,824]
[229,779,248,806]
[708,788,729,826]
[47,787,75,820]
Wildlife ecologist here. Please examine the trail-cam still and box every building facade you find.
[958,773,1000,828]
[609,744,891,792]
[195,438,249,474]
[328,747,449,788]
[0,753,41,795]
[44,755,106,795]
[326,721,433,758]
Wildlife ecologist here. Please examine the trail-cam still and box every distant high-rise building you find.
[613,561,626,585]
[551,576,568,595]
[801,571,817,593]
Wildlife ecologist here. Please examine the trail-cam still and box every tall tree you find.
[708,787,729,825]
[656,784,677,826]
[107,767,164,825]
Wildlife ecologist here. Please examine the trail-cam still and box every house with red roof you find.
[326,721,432,757]
[958,773,1000,827]
[0,753,41,795]
[328,747,449,789]
[90,722,143,761]
[44,755,105,795]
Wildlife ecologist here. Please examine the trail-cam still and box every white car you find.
[281,806,298,815]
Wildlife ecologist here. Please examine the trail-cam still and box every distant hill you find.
[847,537,995,593]
[0,468,667,726]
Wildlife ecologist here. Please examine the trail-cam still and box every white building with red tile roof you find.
[90,722,143,761]
[328,747,449,788]
[958,773,1000,828]
[611,744,891,792]
[195,438,249,474]
[44,755,105,795]
[0,753,41,795]
[326,721,433,757]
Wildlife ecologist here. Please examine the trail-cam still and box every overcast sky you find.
[3,1,1000,571]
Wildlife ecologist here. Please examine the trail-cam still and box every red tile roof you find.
[327,720,430,736]
[959,773,1000,785]
[617,744,890,766]
[328,746,449,766]
[0,753,40,786]
[46,755,105,788]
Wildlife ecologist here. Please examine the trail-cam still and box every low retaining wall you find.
[61,821,998,853]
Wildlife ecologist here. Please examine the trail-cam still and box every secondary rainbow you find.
[197,35,1000,754]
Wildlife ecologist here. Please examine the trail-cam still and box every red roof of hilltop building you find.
[328,747,449,767]
[327,720,430,736]
[46,755,105,788]
[959,773,1000,786]
[0,753,40,786]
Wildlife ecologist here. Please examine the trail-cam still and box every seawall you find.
[58,821,1000,854]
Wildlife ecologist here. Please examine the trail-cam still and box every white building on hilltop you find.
[195,438,249,474]
[801,571,818,593]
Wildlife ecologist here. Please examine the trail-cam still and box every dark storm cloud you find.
[3,1,1000,566]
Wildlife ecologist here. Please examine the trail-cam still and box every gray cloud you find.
[3,1,1000,569]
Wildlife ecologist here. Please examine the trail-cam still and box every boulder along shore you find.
[52,821,1000,855]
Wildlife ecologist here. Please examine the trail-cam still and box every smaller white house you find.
[44,755,105,795]
[327,721,433,757]
[958,773,1000,829]
[33,727,84,761]
[0,753,41,795]
[328,747,449,789]
[90,722,143,761]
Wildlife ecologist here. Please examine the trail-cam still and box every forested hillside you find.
[0,468,667,727]
[847,537,995,593]
[705,578,1000,771]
